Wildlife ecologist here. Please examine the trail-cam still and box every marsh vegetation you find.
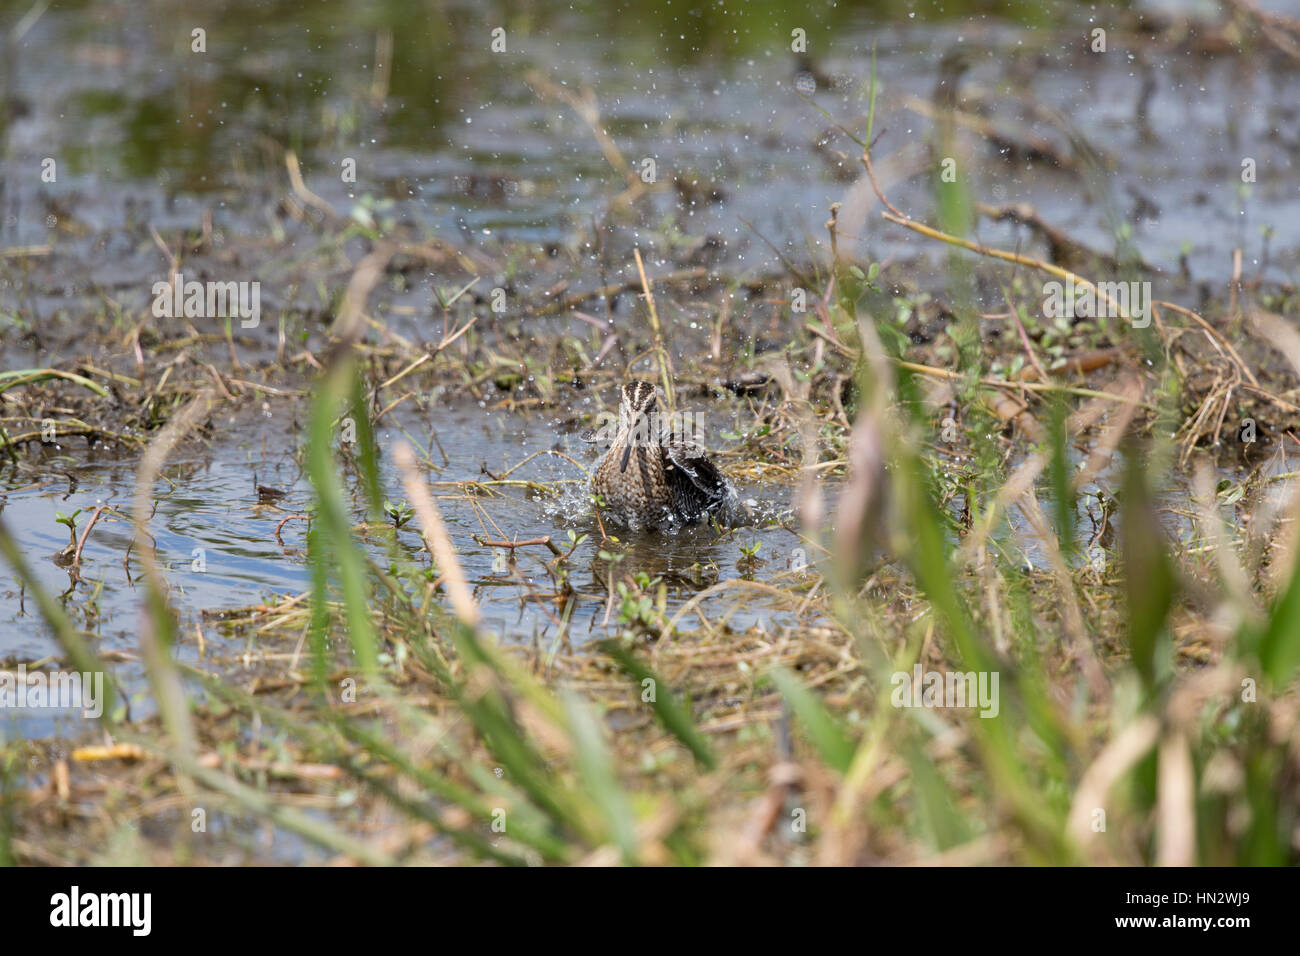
[1,0,1298,865]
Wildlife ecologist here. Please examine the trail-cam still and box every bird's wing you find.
[664,443,730,519]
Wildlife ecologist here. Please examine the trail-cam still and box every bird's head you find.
[618,380,659,432]
[617,381,661,471]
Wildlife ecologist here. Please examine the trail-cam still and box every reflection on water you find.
[2,0,1295,286]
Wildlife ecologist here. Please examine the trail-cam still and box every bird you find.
[582,381,734,531]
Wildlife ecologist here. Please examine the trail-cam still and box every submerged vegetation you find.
[2,0,1299,866]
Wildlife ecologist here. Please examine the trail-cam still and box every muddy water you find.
[0,394,811,736]
[2,0,1296,317]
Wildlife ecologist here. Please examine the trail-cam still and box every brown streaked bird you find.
[583,381,733,531]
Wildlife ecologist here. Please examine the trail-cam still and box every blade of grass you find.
[305,364,379,675]
[562,691,639,863]
[1120,439,1177,693]
[0,518,115,725]
[0,367,109,397]
[769,665,855,774]
[598,640,716,769]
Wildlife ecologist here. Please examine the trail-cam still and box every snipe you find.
[583,381,733,530]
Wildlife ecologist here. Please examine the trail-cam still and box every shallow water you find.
[2,0,1296,327]
[0,393,812,736]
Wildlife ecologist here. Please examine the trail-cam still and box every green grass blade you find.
[769,665,855,774]
[599,640,716,769]
[1120,443,1176,692]
[0,368,108,397]
[305,363,378,675]
[1254,548,1300,687]
[562,691,639,863]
